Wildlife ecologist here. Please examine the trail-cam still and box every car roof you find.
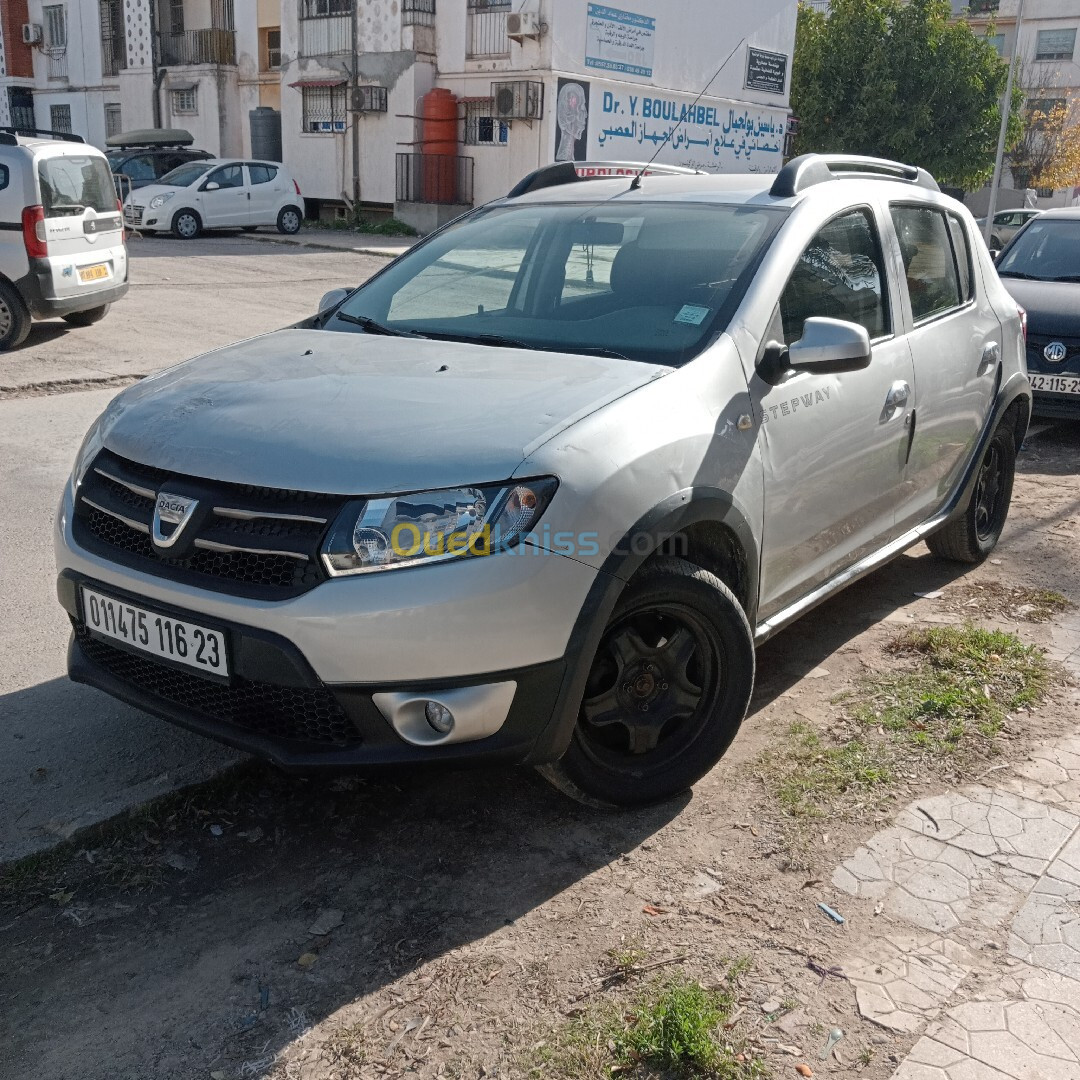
[1029,207,1080,221]
[500,155,942,211]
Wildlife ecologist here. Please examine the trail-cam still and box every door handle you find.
[884,381,910,411]
[979,341,1000,374]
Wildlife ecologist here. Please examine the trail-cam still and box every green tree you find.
[791,0,1021,189]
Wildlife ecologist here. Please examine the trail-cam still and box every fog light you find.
[424,700,454,735]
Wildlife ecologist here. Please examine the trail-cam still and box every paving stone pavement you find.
[826,626,1080,1080]
[829,771,1080,1078]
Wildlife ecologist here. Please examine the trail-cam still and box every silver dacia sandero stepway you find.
[56,155,1031,806]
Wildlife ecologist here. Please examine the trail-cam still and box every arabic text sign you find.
[745,47,788,95]
[595,87,786,173]
[585,4,655,79]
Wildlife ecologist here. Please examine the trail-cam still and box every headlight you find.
[69,418,104,500]
[322,477,558,575]
[149,192,174,209]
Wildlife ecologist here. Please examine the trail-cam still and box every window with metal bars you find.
[100,0,126,75]
[50,103,72,133]
[300,0,354,17]
[464,102,508,146]
[104,102,122,138]
[302,85,347,132]
[172,87,198,114]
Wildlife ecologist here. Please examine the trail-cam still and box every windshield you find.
[159,162,210,187]
[324,201,787,364]
[38,155,116,217]
[997,218,1080,282]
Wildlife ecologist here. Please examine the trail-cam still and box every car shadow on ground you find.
[124,231,335,258]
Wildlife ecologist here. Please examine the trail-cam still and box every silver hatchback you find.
[57,154,1031,806]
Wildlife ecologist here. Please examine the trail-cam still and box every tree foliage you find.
[790,0,1021,188]
[1007,64,1080,191]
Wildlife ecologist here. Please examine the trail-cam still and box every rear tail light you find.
[117,198,126,244]
[1017,305,1027,341]
[293,178,301,195]
[21,204,47,259]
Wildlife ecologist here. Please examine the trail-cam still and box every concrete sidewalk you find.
[823,610,1080,1079]
[242,227,417,259]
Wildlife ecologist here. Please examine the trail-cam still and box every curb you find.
[240,231,412,259]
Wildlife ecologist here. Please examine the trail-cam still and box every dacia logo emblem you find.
[1044,341,1067,363]
[152,492,199,552]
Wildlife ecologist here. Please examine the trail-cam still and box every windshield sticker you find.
[674,304,711,326]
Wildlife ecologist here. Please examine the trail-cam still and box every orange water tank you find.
[420,87,459,202]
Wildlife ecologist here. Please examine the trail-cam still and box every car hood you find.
[125,182,184,204]
[97,329,670,494]
[999,277,1080,337]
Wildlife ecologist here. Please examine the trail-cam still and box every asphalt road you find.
[0,235,393,862]
[0,232,392,394]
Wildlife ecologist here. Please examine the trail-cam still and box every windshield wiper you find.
[1050,275,1080,283]
[331,312,427,338]
[423,330,533,350]
[997,271,1045,280]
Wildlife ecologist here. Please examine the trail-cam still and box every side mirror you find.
[318,288,350,314]
[788,317,871,374]
[203,181,220,191]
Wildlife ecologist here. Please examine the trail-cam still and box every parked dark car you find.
[996,207,1080,420]
[105,128,212,191]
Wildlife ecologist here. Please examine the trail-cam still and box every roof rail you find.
[508,160,703,197]
[0,126,85,146]
[770,153,938,198]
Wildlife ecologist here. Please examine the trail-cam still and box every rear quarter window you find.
[0,165,8,191]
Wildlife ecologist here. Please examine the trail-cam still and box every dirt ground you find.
[2,421,1078,1080]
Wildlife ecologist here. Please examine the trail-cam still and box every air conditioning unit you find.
[491,80,543,121]
[22,23,43,44]
[506,10,540,40]
[351,85,388,113]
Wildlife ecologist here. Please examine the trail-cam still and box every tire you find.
[538,557,755,808]
[0,279,32,351]
[277,206,302,235]
[926,423,1016,564]
[171,209,201,240]
[990,235,1003,250]
[62,304,110,327]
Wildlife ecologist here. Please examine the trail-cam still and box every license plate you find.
[81,587,229,677]
[1030,374,1080,395]
[78,263,109,283]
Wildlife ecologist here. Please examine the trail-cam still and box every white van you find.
[0,128,128,351]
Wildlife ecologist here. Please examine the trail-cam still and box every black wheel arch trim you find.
[938,371,1030,528]
[523,488,759,765]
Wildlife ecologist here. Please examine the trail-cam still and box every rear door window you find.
[778,208,890,345]
[38,155,117,216]
[946,215,973,302]
[889,206,962,322]
[248,164,278,185]
[114,154,156,181]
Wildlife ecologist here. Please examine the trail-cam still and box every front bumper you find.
[1031,392,1080,420]
[56,486,609,768]
[62,572,568,769]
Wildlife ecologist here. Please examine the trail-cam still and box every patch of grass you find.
[531,976,767,1079]
[761,625,1052,820]
[856,625,1051,751]
[765,723,894,819]
[946,581,1073,623]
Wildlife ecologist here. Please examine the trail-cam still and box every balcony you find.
[299,15,352,57]
[467,0,511,59]
[156,28,237,67]
[396,153,475,205]
[403,0,436,27]
[967,0,999,14]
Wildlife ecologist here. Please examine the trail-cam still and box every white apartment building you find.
[0,0,797,228]
[958,0,1080,211]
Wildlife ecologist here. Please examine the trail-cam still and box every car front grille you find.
[75,622,361,748]
[1028,334,1080,375]
[73,450,345,599]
